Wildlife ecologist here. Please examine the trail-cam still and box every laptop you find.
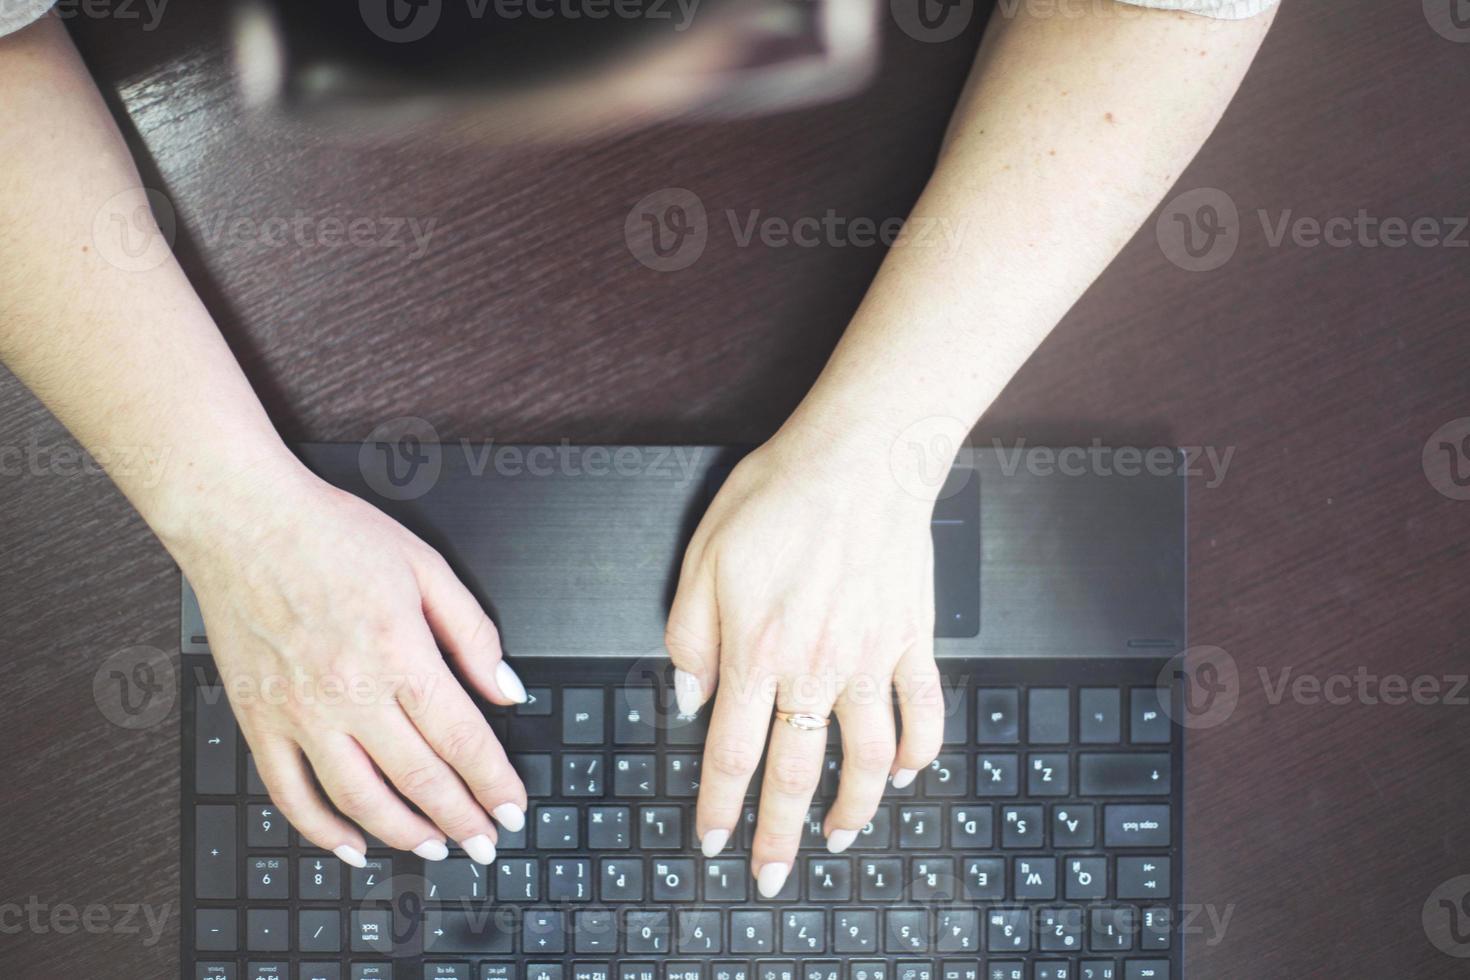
[182,443,1186,980]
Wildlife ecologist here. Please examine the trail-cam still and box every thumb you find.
[665,563,720,716]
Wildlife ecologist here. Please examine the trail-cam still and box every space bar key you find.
[1079,753,1172,795]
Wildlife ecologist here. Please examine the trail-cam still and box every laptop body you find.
[182,443,1186,980]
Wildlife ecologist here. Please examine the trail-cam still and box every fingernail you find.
[414,840,449,861]
[493,803,526,833]
[826,828,858,854]
[701,829,730,858]
[673,668,703,717]
[891,768,917,789]
[496,661,528,704]
[460,834,497,865]
[757,862,790,899]
[333,845,367,868]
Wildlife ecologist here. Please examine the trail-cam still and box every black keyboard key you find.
[935,910,979,954]
[986,909,1030,953]
[1079,754,1171,796]
[196,964,237,980]
[195,909,237,952]
[678,909,723,953]
[730,910,774,953]
[426,859,489,902]
[548,858,593,901]
[625,910,671,953]
[782,909,825,953]
[894,963,932,980]
[1038,906,1084,952]
[523,908,567,954]
[922,754,967,796]
[246,804,288,848]
[614,688,658,744]
[1035,964,1071,980]
[665,756,701,797]
[1028,689,1069,744]
[615,755,657,797]
[350,858,391,900]
[1080,688,1122,743]
[711,964,748,980]
[588,806,632,849]
[949,805,992,848]
[808,858,852,901]
[246,963,286,980]
[247,909,289,952]
[1141,907,1172,950]
[352,967,391,980]
[1105,805,1171,847]
[422,908,516,953]
[1027,753,1070,796]
[195,687,239,795]
[1000,806,1043,848]
[247,857,289,899]
[574,909,618,953]
[962,858,1003,901]
[564,689,605,745]
[244,755,267,796]
[498,858,540,901]
[1118,856,1171,899]
[833,910,877,953]
[1126,962,1170,980]
[853,807,892,849]
[1080,963,1116,980]
[600,857,644,901]
[299,909,340,954]
[1065,856,1108,900]
[1053,804,1096,847]
[514,754,554,797]
[848,962,886,980]
[911,858,958,902]
[639,806,682,848]
[527,966,563,980]
[652,858,697,901]
[350,909,394,954]
[195,804,237,899]
[976,754,1018,796]
[941,686,968,744]
[976,689,1019,743]
[1090,907,1136,952]
[299,856,341,900]
[859,858,903,901]
[757,963,795,980]
[1130,688,1171,744]
[804,963,841,980]
[563,754,605,796]
[1013,857,1056,900]
[425,966,471,980]
[704,859,747,902]
[897,806,942,848]
[518,688,553,716]
[482,965,514,980]
[537,807,580,848]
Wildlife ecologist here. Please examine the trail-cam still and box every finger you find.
[893,642,944,782]
[823,681,897,853]
[249,734,369,867]
[751,682,835,898]
[401,659,528,835]
[665,558,720,716]
[355,709,501,865]
[414,549,526,706]
[695,655,776,859]
[300,731,447,860]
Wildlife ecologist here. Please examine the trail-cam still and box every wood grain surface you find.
[2,1,1468,976]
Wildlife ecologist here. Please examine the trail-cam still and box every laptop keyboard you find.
[186,658,1183,980]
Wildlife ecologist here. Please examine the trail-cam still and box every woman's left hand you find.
[665,428,947,897]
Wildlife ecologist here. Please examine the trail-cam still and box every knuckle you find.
[395,760,451,800]
[847,738,896,774]
[467,766,523,805]
[767,756,820,797]
[436,720,489,766]
[332,785,380,819]
[755,825,802,852]
[707,739,762,780]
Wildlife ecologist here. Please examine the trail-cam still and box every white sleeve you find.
[1112,0,1278,19]
[0,0,55,38]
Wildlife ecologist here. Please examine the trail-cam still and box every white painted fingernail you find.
[496,661,528,704]
[891,768,918,789]
[460,834,497,865]
[826,829,858,854]
[333,845,367,868]
[701,829,730,858]
[673,669,704,717]
[493,803,526,833]
[414,840,449,861]
[757,862,790,899]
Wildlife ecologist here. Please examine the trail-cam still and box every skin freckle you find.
[1105,112,1116,124]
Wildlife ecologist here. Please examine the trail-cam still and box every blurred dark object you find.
[233,0,881,140]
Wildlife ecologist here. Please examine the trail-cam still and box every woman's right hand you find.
[171,457,527,868]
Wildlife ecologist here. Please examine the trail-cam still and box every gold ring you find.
[775,710,831,732]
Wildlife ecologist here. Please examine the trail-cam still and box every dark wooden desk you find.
[3,1,1468,976]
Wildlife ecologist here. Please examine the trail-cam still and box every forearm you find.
[784,1,1275,468]
[0,16,301,554]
